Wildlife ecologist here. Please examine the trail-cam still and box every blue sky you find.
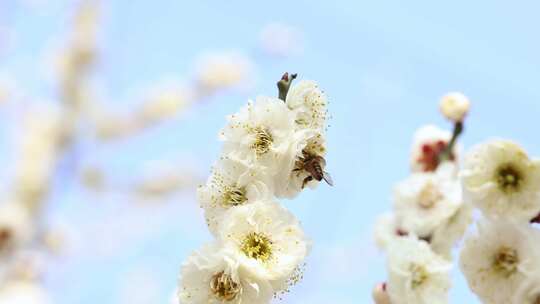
[2,1,540,303]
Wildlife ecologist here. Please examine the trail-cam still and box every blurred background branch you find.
[0,0,294,302]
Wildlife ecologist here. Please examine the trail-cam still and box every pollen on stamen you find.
[410,263,429,289]
[208,172,248,208]
[492,246,519,277]
[240,232,273,262]
[273,263,307,301]
[221,186,247,207]
[249,126,273,156]
[210,271,242,302]
[295,90,328,130]
[495,163,523,194]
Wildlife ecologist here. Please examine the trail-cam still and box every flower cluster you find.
[373,93,472,304]
[177,73,331,303]
[459,139,540,304]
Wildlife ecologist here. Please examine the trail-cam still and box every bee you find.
[294,151,334,189]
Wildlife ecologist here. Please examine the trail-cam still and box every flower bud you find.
[439,92,470,122]
[372,282,391,304]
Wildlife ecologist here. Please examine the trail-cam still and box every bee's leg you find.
[302,175,313,189]
[293,167,304,178]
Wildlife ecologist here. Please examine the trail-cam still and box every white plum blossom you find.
[410,125,457,172]
[198,155,272,235]
[178,243,273,304]
[460,140,540,221]
[387,237,452,304]
[220,93,330,200]
[393,162,462,239]
[180,76,328,303]
[376,210,469,260]
[439,92,470,123]
[285,80,328,132]
[220,96,298,176]
[218,95,331,200]
[217,200,310,290]
[460,219,540,304]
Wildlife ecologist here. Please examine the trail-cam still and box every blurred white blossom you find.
[8,251,47,283]
[0,203,34,258]
[393,162,461,240]
[373,213,401,251]
[373,98,473,304]
[0,279,50,304]
[79,165,106,191]
[132,161,200,199]
[387,237,452,304]
[194,51,254,92]
[460,219,540,304]
[90,83,192,141]
[13,106,65,209]
[429,201,473,259]
[92,111,138,141]
[63,1,99,66]
[461,140,540,221]
[136,83,194,126]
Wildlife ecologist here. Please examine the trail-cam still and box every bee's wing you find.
[318,156,326,167]
[322,171,334,186]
